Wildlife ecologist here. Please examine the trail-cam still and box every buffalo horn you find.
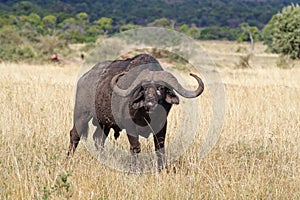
[111,69,204,98]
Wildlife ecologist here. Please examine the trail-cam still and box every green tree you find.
[119,23,141,32]
[76,12,89,25]
[236,23,261,68]
[59,17,76,27]
[147,18,174,29]
[94,17,113,34]
[179,24,189,33]
[58,17,81,43]
[199,26,241,41]
[264,4,300,59]
[186,25,200,39]
[0,25,22,45]
[239,23,261,41]
[26,13,41,26]
[0,15,16,27]
[11,1,42,16]
[20,22,40,42]
[55,12,73,24]
[0,25,35,62]
[262,15,277,48]
[86,25,100,37]
[42,15,57,29]
[85,25,100,42]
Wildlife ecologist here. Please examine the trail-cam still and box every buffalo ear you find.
[165,90,179,104]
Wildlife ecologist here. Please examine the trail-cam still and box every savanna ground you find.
[0,41,299,199]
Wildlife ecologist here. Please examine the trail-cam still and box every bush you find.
[0,45,35,62]
[0,25,32,62]
[119,24,141,32]
[0,25,22,45]
[0,24,71,63]
[199,26,241,41]
[263,4,300,59]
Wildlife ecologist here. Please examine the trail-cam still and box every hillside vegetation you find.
[0,0,296,28]
[1,1,299,62]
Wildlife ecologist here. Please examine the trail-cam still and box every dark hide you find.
[68,54,181,170]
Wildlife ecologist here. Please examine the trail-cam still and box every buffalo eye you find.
[156,89,161,96]
[156,86,164,96]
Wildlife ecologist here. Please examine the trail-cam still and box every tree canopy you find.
[263,4,300,59]
[0,0,299,62]
[1,0,297,28]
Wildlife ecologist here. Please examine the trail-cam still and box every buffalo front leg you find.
[93,123,110,152]
[153,123,167,171]
[127,134,141,172]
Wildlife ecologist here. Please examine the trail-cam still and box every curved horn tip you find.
[115,72,126,81]
[110,72,126,90]
[119,72,126,76]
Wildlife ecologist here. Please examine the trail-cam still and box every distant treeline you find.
[1,0,296,42]
[0,0,299,62]
[0,0,297,28]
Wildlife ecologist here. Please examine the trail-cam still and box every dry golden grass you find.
[0,42,300,199]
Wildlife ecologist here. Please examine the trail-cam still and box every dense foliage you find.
[0,0,296,28]
[0,0,299,62]
[263,4,300,59]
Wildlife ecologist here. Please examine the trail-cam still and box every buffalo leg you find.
[67,113,91,157]
[153,123,167,171]
[67,125,81,157]
[127,134,141,171]
[93,124,110,151]
[112,125,121,140]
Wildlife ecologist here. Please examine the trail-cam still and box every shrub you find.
[263,4,300,59]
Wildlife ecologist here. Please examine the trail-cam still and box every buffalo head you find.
[129,83,179,113]
[111,69,204,111]
[110,69,204,134]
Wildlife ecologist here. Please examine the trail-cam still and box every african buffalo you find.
[67,54,204,170]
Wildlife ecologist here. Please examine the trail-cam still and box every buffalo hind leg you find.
[127,134,141,172]
[67,113,91,157]
[67,125,80,157]
[153,123,167,171]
